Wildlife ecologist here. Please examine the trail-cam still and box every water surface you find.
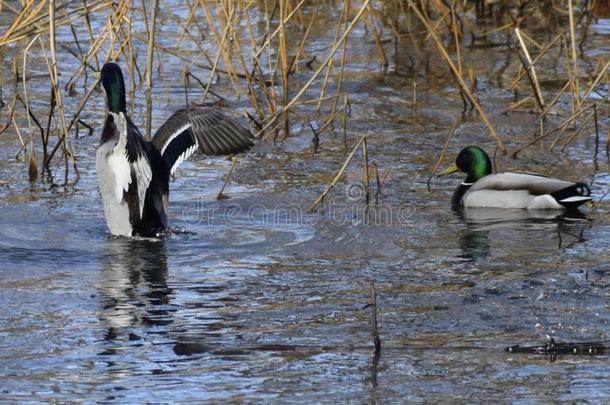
[1,3,609,402]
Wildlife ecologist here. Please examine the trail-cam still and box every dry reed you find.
[0,0,603,198]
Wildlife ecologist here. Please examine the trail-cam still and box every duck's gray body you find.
[454,172,592,210]
[441,146,593,211]
[96,63,253,237]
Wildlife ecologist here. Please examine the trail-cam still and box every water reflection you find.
[459,226,490,262]
[454,208,585,261]
[98,238,174,341]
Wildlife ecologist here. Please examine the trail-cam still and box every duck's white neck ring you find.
[461,182,474,186]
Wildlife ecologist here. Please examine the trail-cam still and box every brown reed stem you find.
[217,157,238,200]
[502,95,534,114]
[593,103,599,159]
[82,0,100,70]
[371,283,381,356]
[568,0,580,111]
[199,0,241,98]
[144,0,158,141]
[330,0,351,117]
[540,79,572,120]
[279,0,290,138]
[365,5,388,72]
[406,0,505,153]
[315,110,341,138]
[12,117,25,150]
[308,135,367,213]
[514,28,545,112]
[253,0,307,60]
[0,0,110,48]
[559,108,595,151]
[46,0,78,179]
[578,59,610,109]
[362,137,370,205]
[412,81,417,121]
[28,137,38,182]
[257,0,372,139]
[512,104,594,157]
[606,125,610,159]
[221,12,262,118]
[315,0,349,114]
[342,93,349,149]
[427,117,460,191]
[175,0,198,48]
[0,96,17,137]
[510,32,563,90]
[287,1,320,75]
[22,33,40,129]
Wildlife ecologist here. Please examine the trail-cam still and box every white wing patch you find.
[170,142,198,175]
[108,112,131,203]
[108,112,152,220]
[160,123,192,155]
[96,141,133,237]
[106,150,131,203]
[133,155,152,218]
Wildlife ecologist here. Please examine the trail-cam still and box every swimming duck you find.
[438,146,592,210]
[96,63,253,237]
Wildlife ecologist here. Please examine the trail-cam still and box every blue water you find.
[0,2,609,402]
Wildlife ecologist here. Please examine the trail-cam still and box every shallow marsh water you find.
[1,3,610,402]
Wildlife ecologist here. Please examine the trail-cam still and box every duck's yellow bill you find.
[92,71,101,80]
[439,161,458,176]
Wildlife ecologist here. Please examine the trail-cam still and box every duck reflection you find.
[454,208,584,261]
[98,238,174,340]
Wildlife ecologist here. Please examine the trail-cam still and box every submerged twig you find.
[371,283,381,356]
[506,335,608,359]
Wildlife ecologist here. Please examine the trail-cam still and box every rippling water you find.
[1,2,610,402]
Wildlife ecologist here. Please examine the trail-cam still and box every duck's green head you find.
[100,63,126,113]
[439,146,492,183]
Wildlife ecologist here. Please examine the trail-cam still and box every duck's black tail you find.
[551,183,593,210]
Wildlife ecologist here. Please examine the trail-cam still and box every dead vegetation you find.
[0,0,606,200]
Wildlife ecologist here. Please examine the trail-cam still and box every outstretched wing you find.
[152,107,253,175]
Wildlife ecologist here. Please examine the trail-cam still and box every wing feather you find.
[470,173,574,195]
[152,107,253,174]
[131,153,152,218]
[106,113,152,220]
[196,130,216,155]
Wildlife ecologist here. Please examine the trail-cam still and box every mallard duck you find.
[439,146,592,210]
[96,63,253,237]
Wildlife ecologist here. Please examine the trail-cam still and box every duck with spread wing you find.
[96,63,253,237]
